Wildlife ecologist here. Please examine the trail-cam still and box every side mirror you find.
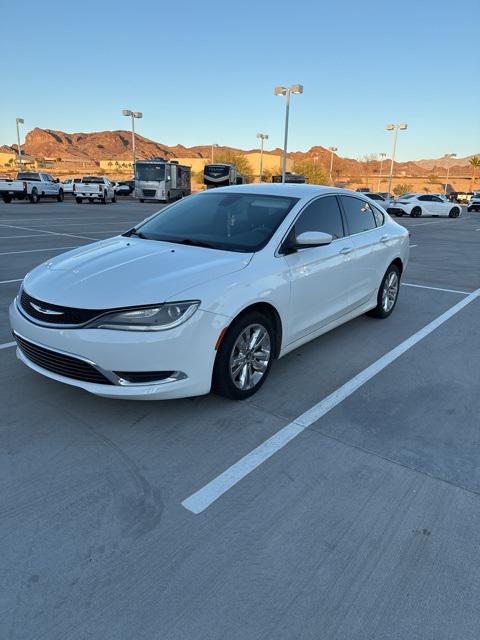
[295,231,333,248]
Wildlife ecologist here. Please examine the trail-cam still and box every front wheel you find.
[2,195,12,203]
[368,264,401,319]
[449,207,460,218]
[102,194,107,205]
[212,312,275,400]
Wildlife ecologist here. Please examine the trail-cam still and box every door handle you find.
[380,234,390,242]
[339,247,353,255]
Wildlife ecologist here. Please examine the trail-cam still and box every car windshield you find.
[135,163,166,181]
[397,193,416,199]
[128,192,299,252]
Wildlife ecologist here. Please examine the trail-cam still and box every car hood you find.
[23,237,252,308]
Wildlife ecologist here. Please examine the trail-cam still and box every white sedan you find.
[387,193,462,218]
[10,184,409,400]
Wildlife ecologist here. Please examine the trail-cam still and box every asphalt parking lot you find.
[1,197,479,640]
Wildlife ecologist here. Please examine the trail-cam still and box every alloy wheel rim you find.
[382,271,399,312]
[229,324,271,390]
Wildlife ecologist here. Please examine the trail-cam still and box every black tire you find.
[75,197,83,204]
[112,195,116,203]
[139,198,145,203]
[28,188,39,204]
[212,311,275,400]
[394,211,404,217]
[2,195,12,203]
[410,206,421,218]
[89,198,94,203]
[102,194,107,205]
[367,263,401,319]
[449,207,460,218]
[57,189,64,202]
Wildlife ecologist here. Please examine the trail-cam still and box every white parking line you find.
[0,279,22,285]
[402,282,471,295]
[0,341,15,350]
[182,286,480,514]
[0,223,98,241]
[0,246,79,256]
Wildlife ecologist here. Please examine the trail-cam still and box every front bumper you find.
[10,299,226,400]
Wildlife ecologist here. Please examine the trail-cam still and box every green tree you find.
[469,156,480,190]
[393,183,413,196]
[293,160,329,185]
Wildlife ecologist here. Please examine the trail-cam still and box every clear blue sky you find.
[1,0,478,161]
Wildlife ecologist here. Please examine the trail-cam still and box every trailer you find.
[134,159,191,202]
[203,163,246,189]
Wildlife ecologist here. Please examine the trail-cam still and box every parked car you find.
[61,178,82,194]
[10,184,409,400]
[74,176,116,204]
[365,192,391,209]
[387,193,461,218]
[0,171,64,204]
[114,182,133,196]
[467,193,480,212]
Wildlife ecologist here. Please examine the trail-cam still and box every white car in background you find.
[61,178,82,194]
[10,184,409,401]
[388,193,462,218]
[467,193,480,212]
[364,192,391,209]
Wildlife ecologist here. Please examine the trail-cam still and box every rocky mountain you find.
[5,128,477,176]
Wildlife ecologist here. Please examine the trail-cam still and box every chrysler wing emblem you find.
[30,302,64,316]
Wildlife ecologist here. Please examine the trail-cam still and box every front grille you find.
[142,189,156,197]
[15,334,113,385]
[114,371,174,383]
[20,289,102,326]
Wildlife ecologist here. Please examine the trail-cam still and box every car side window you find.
[418,195,433,201]
[294,196,345,240]
[340,196,377,235]
[368,204,385,226]
[431,196,442,202]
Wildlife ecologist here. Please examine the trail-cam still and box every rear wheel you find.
[2,195,12,203]
[368,264,401,319]
[212,311,275,400]
[28,188,39,204]
[410,206,422,218]
[76,197,83,204]
[449,206,460,218]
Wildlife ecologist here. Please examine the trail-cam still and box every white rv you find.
[134,159,191,202]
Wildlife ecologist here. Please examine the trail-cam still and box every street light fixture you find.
[256,133,269,182]
[274,84,303,182]
[386,123,407,195]
[377,152,387,190]
[16,118,24,170]
[328,147,338,183]
[443,153,457,195]
[211,143,219,164]
[122,110,143,171]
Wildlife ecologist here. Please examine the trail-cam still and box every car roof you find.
[205,183,355,199]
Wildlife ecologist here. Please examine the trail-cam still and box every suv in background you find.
[467,193,480,212]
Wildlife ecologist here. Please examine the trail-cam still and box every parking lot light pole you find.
[211,143,219,164]
[274,84,303,183]
[443,153,457,195]
[122,110,143,171]
[328,147,338,183]
[377,152,386,190]
[386,123,408,195]
[16,118,24,170]
[256,133,268,182]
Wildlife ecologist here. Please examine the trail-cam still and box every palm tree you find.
[470,156,480,190]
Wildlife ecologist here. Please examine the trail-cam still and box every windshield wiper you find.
[174,238,217,249]
[124,229,148,239]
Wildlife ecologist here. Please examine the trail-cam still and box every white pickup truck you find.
[0,171,64,204]
[74,176,116,204]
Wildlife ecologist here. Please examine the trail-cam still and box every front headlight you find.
[87,301,200,331]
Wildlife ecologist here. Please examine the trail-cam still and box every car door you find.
[283,195,356,344]
[417,195,436,214]
[430,195,447,215]
[338,195,386,307]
